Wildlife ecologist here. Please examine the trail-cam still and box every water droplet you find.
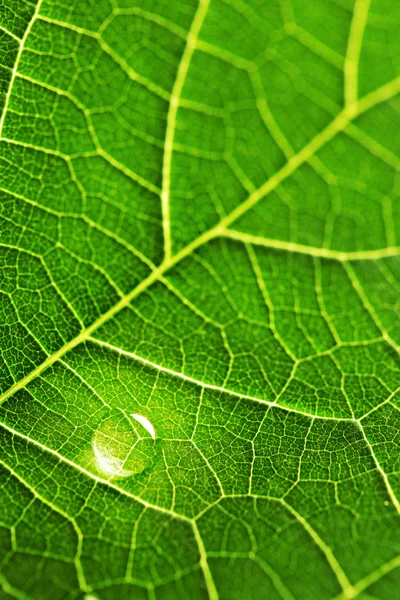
[91,411,157,480]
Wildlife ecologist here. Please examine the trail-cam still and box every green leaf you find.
[0,0,399,598]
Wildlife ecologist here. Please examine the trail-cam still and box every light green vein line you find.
[356,76,400,115]
[0,24,21,42]
[195,38,251,70]
[344,0,371,107]
[221,230,400,261]
[286,23,344,70]
[0,574,34,600]
[192,521,219,600]
[346,123,400,171]
[255,556,296,600]
[281,500,354,597]
[0,0,43,137]
[246,244,297,361]
[250,68,294,160]
[357,421,400,514]
[161,0,210,261]
[96,147,161,195]
[334,554,400,600]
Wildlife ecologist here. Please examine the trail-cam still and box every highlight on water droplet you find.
[131,413,156,439]
[90,411,158,480]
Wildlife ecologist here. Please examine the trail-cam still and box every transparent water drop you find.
[91,411,157,480]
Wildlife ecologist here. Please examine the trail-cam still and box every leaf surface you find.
[0,0,399,598]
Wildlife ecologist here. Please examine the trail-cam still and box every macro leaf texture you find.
[0,0,400,598]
